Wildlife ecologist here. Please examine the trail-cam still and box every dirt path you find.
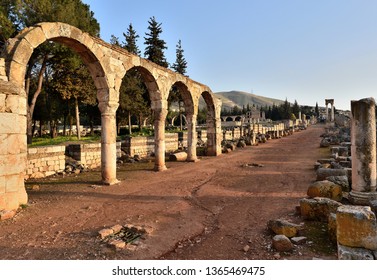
[0,124,337,260]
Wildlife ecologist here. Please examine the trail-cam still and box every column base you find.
[349,191,377,205]
[102,178,120,185]
[187,158,200,163]
[154,165,167,172]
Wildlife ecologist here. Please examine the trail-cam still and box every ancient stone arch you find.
[0,22,221,211]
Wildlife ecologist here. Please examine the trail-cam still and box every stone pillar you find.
[0,79,28,212]
[349,98,377,205]
[331,102,335,122]
[153,108,168,171]
[298,111,302,123]
[325,103,329,121]
[99,102,119,185]
[186,113,198,162]
[207,99,222,156]
[302,113,306,124]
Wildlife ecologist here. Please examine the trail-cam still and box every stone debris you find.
[169,152,187,162]
[326,175,349,192]
[291,236,307,245]
[300,197,342,221]
[272,235,294,252]
[98,224,147,250]
[243,163,264,168]
[98,228,114,239]
[336,205,377,250]
[267,219,300,238]
[338,244,374,260]
[307,180,342,202]
[243,245,250,252]
[0,210,16,221]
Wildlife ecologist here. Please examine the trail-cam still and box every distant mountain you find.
[213,90,285,111]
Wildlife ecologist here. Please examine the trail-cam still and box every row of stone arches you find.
[0,22,222,211]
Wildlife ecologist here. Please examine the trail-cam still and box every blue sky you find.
[83,0,377,110]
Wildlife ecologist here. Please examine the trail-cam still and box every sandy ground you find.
[0,124,337,260]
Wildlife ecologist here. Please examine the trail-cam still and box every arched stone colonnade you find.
[0,22,222,211]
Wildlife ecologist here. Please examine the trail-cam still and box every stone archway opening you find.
[201,91,222,156]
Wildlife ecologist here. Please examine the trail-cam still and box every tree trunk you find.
[26,54,48,144]
[128,111,132,135]
[75,97,81,140]
[63,113,67,136]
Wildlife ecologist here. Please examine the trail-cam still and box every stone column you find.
[325,103,329,121]
[186,113,198,162]
[298,111,302,123]
[331,102,335,122]
[349,97,377,205]
[153,108,168,171]
[99,102,119,185]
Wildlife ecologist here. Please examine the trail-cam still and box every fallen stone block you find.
[109,239,126,249]
[307,180,342,202]
[336,205,377,250]
[98,228,114,239]
[267,219,300,238]
[169,152,187,162]
[272,235,293,252]
[327,175,350,192]
[300,197,342,221]
[316,168,347,181]
[338,244,374,260]
[111,224,123,234]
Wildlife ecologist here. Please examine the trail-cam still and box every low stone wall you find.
[122,133,178,157]
[25,146,65,179]
[66,143,102,169]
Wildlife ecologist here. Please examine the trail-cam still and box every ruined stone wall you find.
[25,146,65,179]
[65,143,118,169]
[0,64,28,211]
[122,133,178,157]
[198,130,207,142]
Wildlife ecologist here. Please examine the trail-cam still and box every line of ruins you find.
[1,22,377,260]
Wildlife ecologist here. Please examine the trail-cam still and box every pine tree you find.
[171,40,187,75]
[123,23,140,55]
[144,16,168,67]
[110,35,120,46]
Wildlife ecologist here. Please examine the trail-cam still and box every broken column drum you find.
[349,97,377,205]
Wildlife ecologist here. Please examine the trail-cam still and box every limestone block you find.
[5,174,24,193]
[338,244,374,260]
[327,175,350,192]
[316,168,347,181]
[300,197,342,221]
[109,239,126,249]
[0,113,26,134]
[267,219,300,238]
[0,176,5,194]
[0,94,5,112]
[7,134,26,154]
[169,152,187,162]
[272,235,293,251]
[98,228,113,239]
[307,180,342,201]
[0,153,26,176]
[336,205,377,250]
[11,39,33,65]
[23,25,47,48]
[328,213,337,243]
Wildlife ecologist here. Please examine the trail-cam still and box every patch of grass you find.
[302,221,337,256]
[29,135,101,147]
[20,204,28,209]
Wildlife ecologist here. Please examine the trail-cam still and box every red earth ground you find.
[0,124,337,260]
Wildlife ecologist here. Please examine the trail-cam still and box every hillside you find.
[214,90,285,110]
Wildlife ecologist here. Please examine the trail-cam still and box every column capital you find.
[98,101,119,115]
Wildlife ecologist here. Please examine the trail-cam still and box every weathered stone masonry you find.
[0,22,222,212]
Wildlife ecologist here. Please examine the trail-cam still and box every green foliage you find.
[144,16,168,67]
[29,135,100,147]
[123,23,140,55]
